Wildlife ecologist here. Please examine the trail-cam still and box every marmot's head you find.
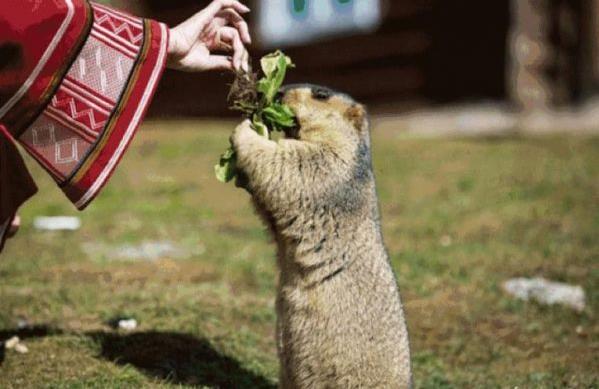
[279,84,370,154]
[232,84,376,232]
[276,85,375,212]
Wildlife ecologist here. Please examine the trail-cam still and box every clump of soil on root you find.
[228,69,259,117]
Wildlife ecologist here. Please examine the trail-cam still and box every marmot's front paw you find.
[230,119,258,153]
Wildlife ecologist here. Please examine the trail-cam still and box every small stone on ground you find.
[82,240,193,261]
[502,277,586,312]
[33,216,81,231]
[117,319,138,331]
[4,336,29,354]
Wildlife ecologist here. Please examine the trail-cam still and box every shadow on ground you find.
[1,326,274,388]
[88,331,276,388]
[0,325,60,343]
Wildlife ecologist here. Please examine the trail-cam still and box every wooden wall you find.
[116,0,510,117]
[506,0,599,110]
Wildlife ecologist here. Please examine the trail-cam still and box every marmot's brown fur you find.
[231,85,412,388]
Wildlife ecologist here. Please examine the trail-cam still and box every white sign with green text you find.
[256,0,382,47]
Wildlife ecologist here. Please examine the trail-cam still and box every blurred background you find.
[1,1,597,388]
[110,0,599,134]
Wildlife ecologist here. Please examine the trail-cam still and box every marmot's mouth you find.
[275,84,301,139]
[282,116,300,139]
[275,89,300,139]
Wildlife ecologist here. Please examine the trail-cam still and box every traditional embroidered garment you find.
[0,0,168,252]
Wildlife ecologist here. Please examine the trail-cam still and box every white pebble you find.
[14,343,28,354]
[502,277,586,312]
[34,216,81,231]
[16,319,29,329]
[439,235,452,247]
[4,336,19,349]
[117,319,138,331]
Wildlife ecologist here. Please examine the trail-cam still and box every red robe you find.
[0,0,168,252]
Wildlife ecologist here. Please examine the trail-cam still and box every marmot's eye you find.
[312,87,331,101]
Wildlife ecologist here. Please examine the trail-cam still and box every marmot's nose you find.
[311,86,332,100]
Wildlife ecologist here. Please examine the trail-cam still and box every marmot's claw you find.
[235,170,251,193]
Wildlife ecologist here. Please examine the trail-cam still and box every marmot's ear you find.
[344,103,368,132]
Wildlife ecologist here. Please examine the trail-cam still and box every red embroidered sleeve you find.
[0,0,168,252]
[19,3,169,209]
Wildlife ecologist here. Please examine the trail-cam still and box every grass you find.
[0,120,597,388]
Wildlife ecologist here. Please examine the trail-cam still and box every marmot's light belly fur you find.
[231,85,412,388]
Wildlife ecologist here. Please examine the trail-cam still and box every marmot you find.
[231,84,412,388]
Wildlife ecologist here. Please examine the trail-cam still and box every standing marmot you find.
[231,84,412,388]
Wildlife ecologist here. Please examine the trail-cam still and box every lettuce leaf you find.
[216,51,296,183]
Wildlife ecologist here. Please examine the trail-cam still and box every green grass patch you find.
[1,121,597,387]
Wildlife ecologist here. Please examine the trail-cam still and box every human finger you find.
[202,0,250,22]
[216,8,252,44]
[7,215,20,238]
[218,26,244,70]
[240,48,249,72]
[204,55,234,71]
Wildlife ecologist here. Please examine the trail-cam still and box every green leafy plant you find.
[215,51,296,183]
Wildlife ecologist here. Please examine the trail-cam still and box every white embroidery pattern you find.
[55,138,79,164]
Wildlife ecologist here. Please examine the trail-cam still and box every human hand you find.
[167,0,251,72]
[7,215,20,238]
